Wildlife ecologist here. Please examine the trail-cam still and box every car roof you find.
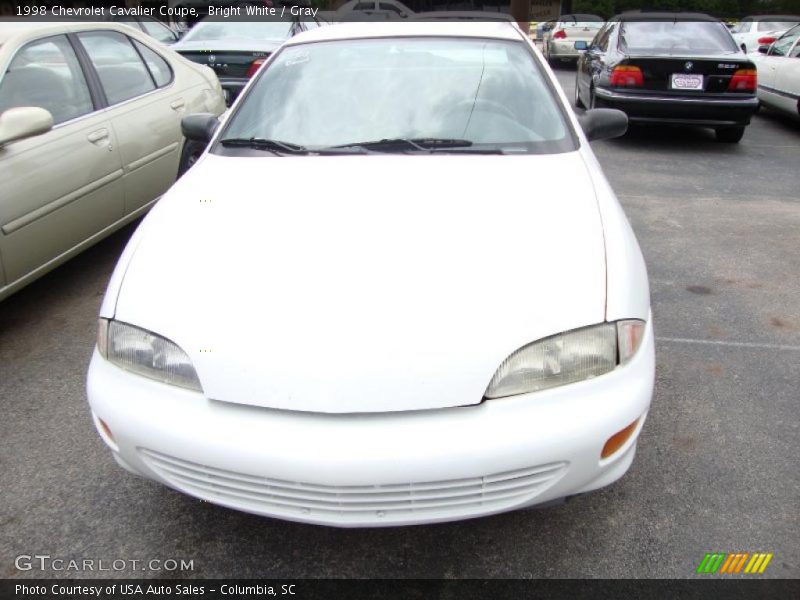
[743,15,800,22]
[0,19,141,45]
[558,14,604,21]
[409,11,515,22]
[287,21,524,45]
[611,12,720,23]
[0,19,66,44]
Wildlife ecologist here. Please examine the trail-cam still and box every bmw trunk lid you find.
[617,55,756,95]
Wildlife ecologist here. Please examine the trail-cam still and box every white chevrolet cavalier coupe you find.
[87,22,654,527]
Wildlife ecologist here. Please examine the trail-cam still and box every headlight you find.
[484,320,645,399]
[97,319,203,393]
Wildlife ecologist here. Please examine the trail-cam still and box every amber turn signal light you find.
[601,418,639,459]
[98,417,116,444]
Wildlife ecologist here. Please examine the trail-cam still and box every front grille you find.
[140,449,567,522]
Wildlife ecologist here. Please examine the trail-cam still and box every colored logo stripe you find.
[697,553,726,574]
[697,553,773,574]
[719,553,748,573]
[745,553,773,574]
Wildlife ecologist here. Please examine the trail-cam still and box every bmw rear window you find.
[619,21,739,55]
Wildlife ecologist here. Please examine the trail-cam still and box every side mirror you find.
[578,108,628,142]
[574,41,589,51]
[758,45,769,54]
[0,107,53,147]
[181,113,219,144]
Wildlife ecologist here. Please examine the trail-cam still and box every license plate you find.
[670,73,704,90]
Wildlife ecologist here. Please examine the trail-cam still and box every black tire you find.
[715,126,745,143]
[177,139,206,177]
[545,45,558,68]
[574,78,585,109]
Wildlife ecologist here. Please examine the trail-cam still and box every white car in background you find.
[753,24,800,119]
[336,0,414,19]
[542,13,604,65]
[409,11,515,23]
[730,15,800,53]
[87,22,654,528]
[0,20,226,301]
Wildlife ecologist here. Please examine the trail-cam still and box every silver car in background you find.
[0,21,225,301]
[542,14,604,65]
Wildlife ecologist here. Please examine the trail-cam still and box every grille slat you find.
[167,472,541,513]
[140,449,567,519]
[151,459,561,505]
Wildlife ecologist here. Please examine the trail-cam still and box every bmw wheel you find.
[715,126,745,143]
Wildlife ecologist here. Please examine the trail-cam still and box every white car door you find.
[0,33,124,287]
[758,29,800,114]
[76,30,185,214]
[772,37,800,111]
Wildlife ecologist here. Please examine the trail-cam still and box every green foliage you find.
[572,0,800,18]
[573,0,615,18]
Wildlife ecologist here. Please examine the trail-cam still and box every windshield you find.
[181,20,293,43]
[757,21,799,32]
[217,37,574,154]
[619,21,739,55]
[730,21,750,34]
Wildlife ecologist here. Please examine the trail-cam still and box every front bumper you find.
[595,88,759,127]
[86,319,655,527]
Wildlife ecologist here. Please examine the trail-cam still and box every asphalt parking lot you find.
[1,64,798,580]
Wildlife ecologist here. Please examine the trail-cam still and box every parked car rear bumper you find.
[594,88,759,127]
[547,40,582,59]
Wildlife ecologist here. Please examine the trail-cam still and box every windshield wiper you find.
[219,137,368,155]
[219,137,309,154]
[329,138,475,153]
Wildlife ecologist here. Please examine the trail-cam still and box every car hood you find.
[172,38,284,53]
[115,153,607,413]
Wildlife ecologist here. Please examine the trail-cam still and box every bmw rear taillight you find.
[246,58,266,78]
[553,30,567,39]
[728,69,757,92]
[610,65,644,87]
[757,36,776,45]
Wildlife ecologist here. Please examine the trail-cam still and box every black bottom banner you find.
[2,579,798,600]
